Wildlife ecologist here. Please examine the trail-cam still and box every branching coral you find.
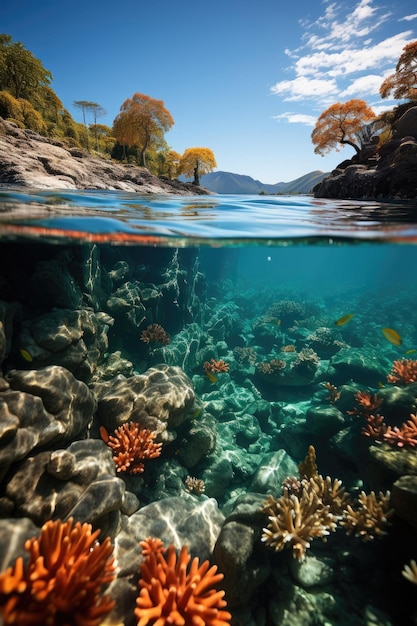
[402,559,417,584]
[203,358,229,374]
[135,543,232,626]
[255,359,286,375]
[0,518,115,626]
[349,391,383,415]
[304,475,351,517]
[261,489,338,561]
[340,490,394,541]
[100,422,162,474]
[361,413,387,440]
[140,323,170,346]
[387,358,417,384]
[382,413,417,448]
[185,476,206,495]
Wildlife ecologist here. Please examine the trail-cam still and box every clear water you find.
[1,189,417,626]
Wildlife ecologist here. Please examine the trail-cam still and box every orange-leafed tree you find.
[178,147,217,185]
[112,93,174,168]
[380,41,417,101]
[311,99,376,157]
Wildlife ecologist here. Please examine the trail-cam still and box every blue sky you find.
[1,0,416,183]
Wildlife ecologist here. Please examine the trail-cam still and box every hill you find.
[198,170,328,194]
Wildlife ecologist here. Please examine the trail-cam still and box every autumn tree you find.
[380,40,417,101]
[112,93,174,168]
[311,99,376,157]
[178,147,217,185]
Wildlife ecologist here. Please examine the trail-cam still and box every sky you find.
[1,0,416,183]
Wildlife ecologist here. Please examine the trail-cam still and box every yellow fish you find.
[377,381,385,389]
[20,348,33,362]
[277,319,281,327]
[381,327,402,346]
[205,370,218,384]
[406,349,417,355]
[335,313,354,326]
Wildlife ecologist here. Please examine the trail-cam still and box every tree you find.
[178,147,217,185]
[380,41,417,101]
[73,100,103,151]
[0,34,52,100]
[311,99,376,157]
[112,93,174,168]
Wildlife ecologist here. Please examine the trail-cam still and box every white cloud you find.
[271,76,338,101]
[273,113,317,126]
[399,13,417,22]
[339,74,385,97]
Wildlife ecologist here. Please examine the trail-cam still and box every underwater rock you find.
[0,517,39,570]
[289,554,335,588]
[391,474,417,531]
[305,404,346,438]
[327,347,391,387]
[94,363,197,442]
[206,301,243,343]
[158,322,204,372]
[376,382,417,423]
[250,450,299,494]
[106,281,148,328]
[16,308,113,381]
[0,366,96,472]
[367,443,417,490]
[0,300,19,367]
[125,495,224,562]
[3,439,129,536]
[174,412,217,468]
[90,350,134,383]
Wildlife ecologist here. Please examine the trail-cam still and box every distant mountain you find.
[196,170,328,194]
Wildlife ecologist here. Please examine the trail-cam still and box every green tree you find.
[0,34,52,100]
[311,99,376,156]
[73,100,103,151]
[112,93,174,168]
[178,147,217,185]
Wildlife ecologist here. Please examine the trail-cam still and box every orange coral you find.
[100,422,162,474]
[0,518,115,626]
[140,323,170,346]
[348,391,383,415]
[361,413,387,440]
[135,544,232,626]
[387,358,417,384]
[203,358,229,373]
[140,537,167,557]
[383,413,417,448]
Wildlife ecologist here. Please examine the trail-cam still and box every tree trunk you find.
[192,164,200,186]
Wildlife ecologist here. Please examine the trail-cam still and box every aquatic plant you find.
[135,543,232,626]
[140,323,170,346]
[340,490,394,541]
[0,518,115,626]
[387,358,417,384]
[100,422,162,474]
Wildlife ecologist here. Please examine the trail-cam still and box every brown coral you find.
[140,323,170,346]
[100,422,162,474]
[387,358,417,384]
[261,489,338,561]
[0,518,115,626]
[340,490,394,541]
[203,358,230,374]
[135,543,232,625]
[256,359,286,375]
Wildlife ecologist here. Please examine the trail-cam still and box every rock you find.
[289,554,335,588]
[125,495,225,562]
[0,118,210,194]
[305,404,346,437]
[250,450,299,494]
[391,475,417,531]
[327,347,391,387]
[94,363,197,442]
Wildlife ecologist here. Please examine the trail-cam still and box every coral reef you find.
[0,518,115,626]
[140,323,170,346]
[100,421,163,474]
[135,543,232,626]
[387,358,417,384]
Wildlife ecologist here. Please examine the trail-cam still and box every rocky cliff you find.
[314,107,417,200]
[0,118,209,195]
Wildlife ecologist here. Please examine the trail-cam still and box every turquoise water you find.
[0,190,417,626]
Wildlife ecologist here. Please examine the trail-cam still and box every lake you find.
[0,189,416,626]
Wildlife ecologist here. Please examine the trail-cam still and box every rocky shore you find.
[0,117,210,194]
[314,106,417,200]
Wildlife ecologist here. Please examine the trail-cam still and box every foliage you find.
[380,40,417,101]
[311,99,376,156]
[112,92,174,167]
[0,34,52,100]
[178,147,217,184]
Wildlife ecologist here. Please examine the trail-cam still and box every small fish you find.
[205,370,218,384]
[20,348,33,362]
[191,405,204,419]
[381,327,402,346]
[406,349,417,355]
[277,319,281,327]
[335,313,354,326]
[377,381,385,389]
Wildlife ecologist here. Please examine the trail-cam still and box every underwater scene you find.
[0,191,417,626]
